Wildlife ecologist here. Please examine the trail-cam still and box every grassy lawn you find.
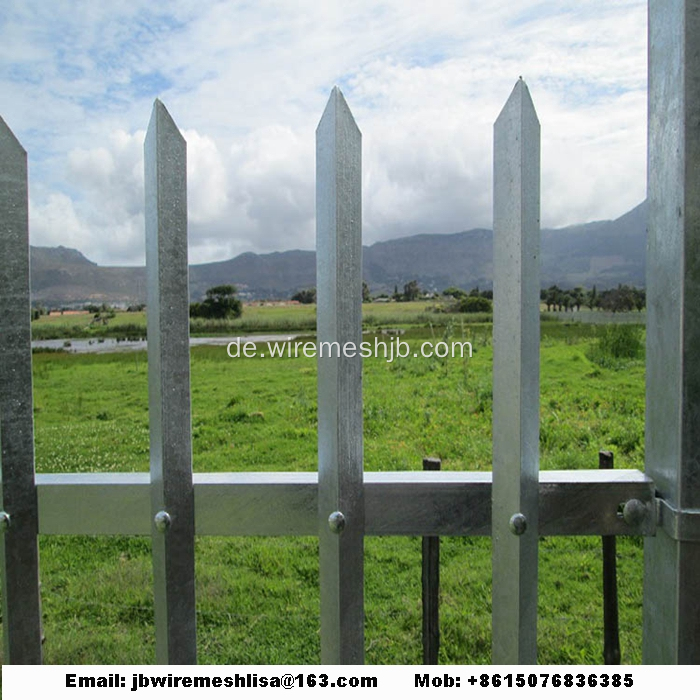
[12,321,646,664]
[31,302,641,340]
[31,301,491,340]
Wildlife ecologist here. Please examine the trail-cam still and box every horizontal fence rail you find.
[34,470,655,538]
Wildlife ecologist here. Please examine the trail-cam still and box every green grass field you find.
[31,302,643,340]
[31,301,488,340]
[13,321,646,664]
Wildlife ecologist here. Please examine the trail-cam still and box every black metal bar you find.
[599,450,620,664]
[422,457,441,664]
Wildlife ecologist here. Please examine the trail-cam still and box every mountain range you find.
[29,201,647,307]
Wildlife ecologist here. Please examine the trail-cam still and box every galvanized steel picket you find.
[144,100,197,664]
[0,116,43,664]
[316,87,365,664]
[643,0,700,665]
[491,79,541,665]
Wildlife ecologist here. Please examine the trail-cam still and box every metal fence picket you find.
[0,116,43,664]
[145,99,197,664]
[316,87,365,664]
[491,78,541,664]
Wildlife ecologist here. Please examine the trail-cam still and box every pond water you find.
[31,335,301,354]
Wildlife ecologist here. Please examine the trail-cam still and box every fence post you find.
[422,457,441,664]
[491,79,541,664]
[144,100,197,664]
[599,450,620,664]
[644,0,700,664]
[316,87,364,664]
[0,116,43,664]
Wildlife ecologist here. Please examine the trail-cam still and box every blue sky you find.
[1,0,647,266]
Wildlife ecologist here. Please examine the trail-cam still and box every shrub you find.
[587,324,644,367]
[190,285,242,319]
[458,296,492,313]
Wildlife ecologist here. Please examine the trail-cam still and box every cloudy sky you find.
[1,0,647,266]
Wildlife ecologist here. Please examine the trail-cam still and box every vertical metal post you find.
[145,100,197,664]
[422,457,441,665]
[0,116,43,664]
[316,87,364,664]
[599,450,620,665]
[491,79,541,665]
[644,0,700,664]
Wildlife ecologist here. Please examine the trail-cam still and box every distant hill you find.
[29,201,647,307]
[30,246,145,307]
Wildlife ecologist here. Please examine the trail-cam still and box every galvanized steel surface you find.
[491,79,541,665]
[34,469,655,537]
[644,0,700,664]
[316,87,365,664]
[145,100,197,664]
[0,116,43,663]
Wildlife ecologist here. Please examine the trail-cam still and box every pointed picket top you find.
[495,78,540,134]
[0,115,27,162]
[146,99,185,154]
[0,113,29,312]
[317,86,361,139]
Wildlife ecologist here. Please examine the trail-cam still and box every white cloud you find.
[183,129,229,225]
[30,192,91,251]
[29,130,147,264]
[3,0,648,265]
[228,125,315,250]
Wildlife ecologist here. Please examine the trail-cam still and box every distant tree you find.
[544,285,563,312]
[443,286,467,299]
[597,284,637,313]
[291,288,316,304]
[190,285,242,319]
[90,303,116,326]
[571,287,585,311]
[403,280,421,302]
[31,305,47,321]
[458,296,492,313]
[585,285,598,311]
[362,281,372,303]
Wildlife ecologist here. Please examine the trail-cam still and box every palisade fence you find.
[1,1,699,665]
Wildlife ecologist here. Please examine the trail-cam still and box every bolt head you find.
[509,512,527,536]
[154,510,171,533]
[622,499,647,527]
[328,511,346,534]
